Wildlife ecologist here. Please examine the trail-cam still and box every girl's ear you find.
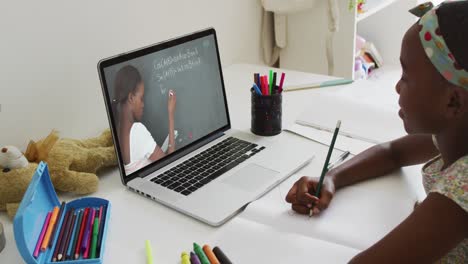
[446,86,468,119]
[127,92,135,104]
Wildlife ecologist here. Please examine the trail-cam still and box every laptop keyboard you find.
[150,137,265,196]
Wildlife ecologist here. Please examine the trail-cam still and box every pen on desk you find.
[146,240,154,264]
[327,151,350,170]
[282,78,353,92]
[311,120,341,217]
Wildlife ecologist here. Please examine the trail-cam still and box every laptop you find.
[98,28,312,226]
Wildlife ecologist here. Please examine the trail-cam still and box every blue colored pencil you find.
[66,210,82,260]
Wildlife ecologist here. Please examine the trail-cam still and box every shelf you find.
[356,0,399,22]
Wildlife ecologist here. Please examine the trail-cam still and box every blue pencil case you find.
[13,162,110,264]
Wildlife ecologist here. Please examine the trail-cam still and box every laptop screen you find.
[99,29,230,178]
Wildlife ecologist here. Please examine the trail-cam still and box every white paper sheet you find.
[209,218,360,263]
[239,169,418,250]
[285,123,375,155]
[295,94,406,144]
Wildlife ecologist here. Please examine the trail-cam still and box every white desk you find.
[0,64,426,263]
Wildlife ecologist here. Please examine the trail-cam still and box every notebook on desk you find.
[97,28,313,226]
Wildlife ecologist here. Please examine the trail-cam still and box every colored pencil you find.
[58,209,75,261]
[52,210,71,262]
[48,201,65,248]
[66,210,81,260]
[33,212,51,258]
[83,208,96,259]
[41,206,58,251]
[75,208,89,259]
[90,216,100,259]
[311,120,341,217]
[96,205,107,257]
[69,209,83,260]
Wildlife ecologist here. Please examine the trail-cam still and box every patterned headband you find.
[409,1,468,90]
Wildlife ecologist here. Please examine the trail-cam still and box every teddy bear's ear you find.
[25,140,38,162]
[36,130,59,162]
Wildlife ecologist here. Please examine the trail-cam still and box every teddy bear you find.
[0,129,117,219]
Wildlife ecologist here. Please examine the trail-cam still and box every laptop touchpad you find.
[222,164,279,191]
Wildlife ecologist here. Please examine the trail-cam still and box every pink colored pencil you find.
[83,209,96,259]
[33,212,52,258]
[75,208,89,259]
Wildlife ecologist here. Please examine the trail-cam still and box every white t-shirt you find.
[124,122,157,174]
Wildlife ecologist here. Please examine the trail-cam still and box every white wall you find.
[0,0,264,149]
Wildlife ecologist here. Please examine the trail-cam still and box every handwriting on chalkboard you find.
[152,47,201,95]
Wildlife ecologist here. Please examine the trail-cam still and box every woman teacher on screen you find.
[112,65,177,174]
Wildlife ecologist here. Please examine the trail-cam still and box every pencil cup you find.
[251,88,282,136]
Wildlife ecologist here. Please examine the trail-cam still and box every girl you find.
[286,1,468,263]
[112,65,177,174]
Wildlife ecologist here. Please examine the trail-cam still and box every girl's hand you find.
[168,90,176,117]
[285,175,336,215]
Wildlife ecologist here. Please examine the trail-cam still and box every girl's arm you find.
[167,117,175,154]
[349,192,468,263]
[330,134,438,189]
[167,90,176,154]
[286,134,439,213]
[149,146,166,161]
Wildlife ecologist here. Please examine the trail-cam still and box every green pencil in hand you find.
[311,120,341,217]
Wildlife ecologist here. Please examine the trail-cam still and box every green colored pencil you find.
[315,120,341,199]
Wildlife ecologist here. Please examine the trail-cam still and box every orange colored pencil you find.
[41,206,59,251]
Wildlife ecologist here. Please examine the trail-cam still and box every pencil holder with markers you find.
[13,162,110,264]
[251,86,282,136]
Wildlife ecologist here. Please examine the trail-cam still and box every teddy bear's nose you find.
[2,168,10,173]
[1,148,7,153]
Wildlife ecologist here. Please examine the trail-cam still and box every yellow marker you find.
[145,240,153,264]
[41,206,59,251]
[181,251,191,264]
